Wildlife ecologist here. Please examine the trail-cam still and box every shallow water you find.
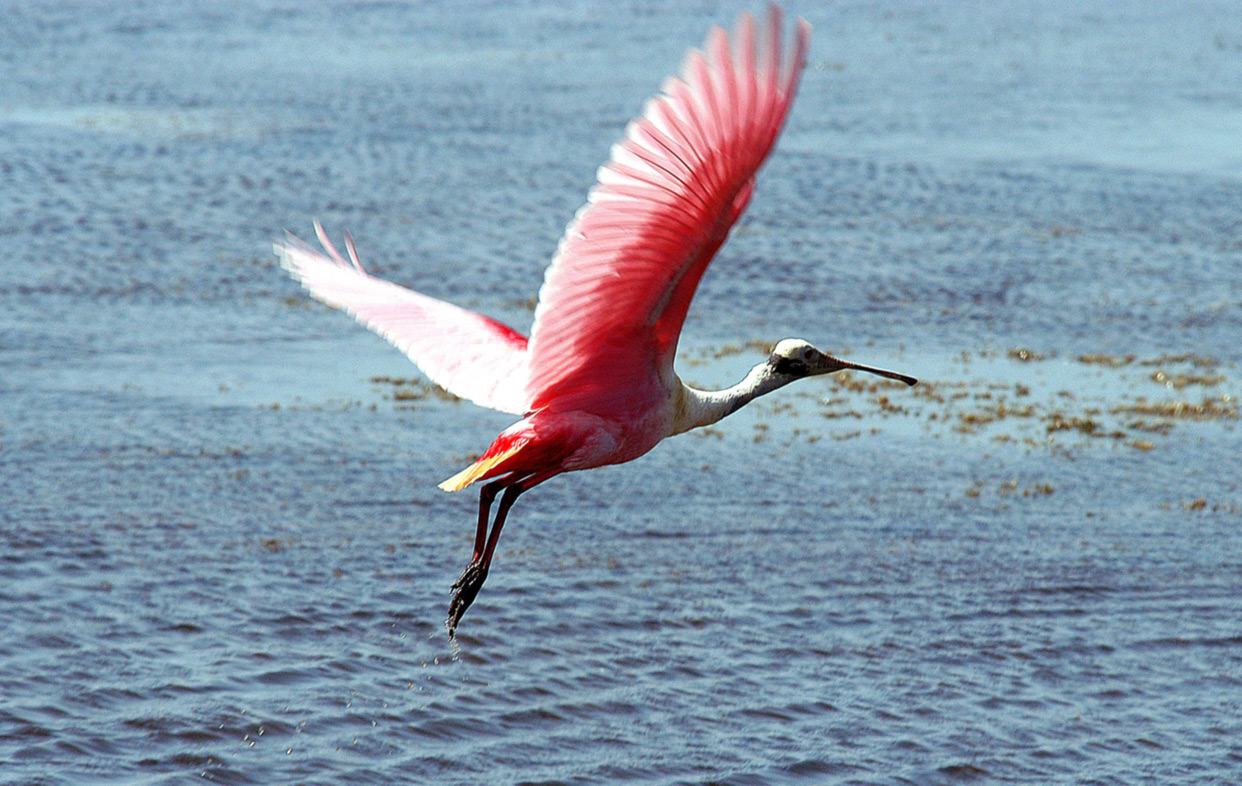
[3,1,1241,784]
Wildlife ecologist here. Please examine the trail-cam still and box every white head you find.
[768,338,917,385]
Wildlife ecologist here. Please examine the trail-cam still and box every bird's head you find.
[768,338,918,386]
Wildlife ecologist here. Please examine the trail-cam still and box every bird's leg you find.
[480,483,523,566]
[451,477,506,595]
[472,479,504,562]
[447,476,527,635]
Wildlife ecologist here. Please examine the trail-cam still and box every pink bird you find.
[277,5,916,635]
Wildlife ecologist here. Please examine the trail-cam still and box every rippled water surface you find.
[3,2,1241,784]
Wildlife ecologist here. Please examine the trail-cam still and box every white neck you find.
[670,361,793,436]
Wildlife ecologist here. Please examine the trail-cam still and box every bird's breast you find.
[554,404,672,472]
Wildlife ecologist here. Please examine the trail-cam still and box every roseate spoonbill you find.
[276,5,916,635]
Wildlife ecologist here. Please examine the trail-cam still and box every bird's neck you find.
[671,362,790,435]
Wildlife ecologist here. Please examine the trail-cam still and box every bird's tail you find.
[438,434,532,492]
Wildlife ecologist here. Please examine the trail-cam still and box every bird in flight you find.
[277,5,916,635]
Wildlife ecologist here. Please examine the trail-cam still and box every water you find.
[3,1,1240,784]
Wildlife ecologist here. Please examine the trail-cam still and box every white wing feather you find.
[275,229,530,415]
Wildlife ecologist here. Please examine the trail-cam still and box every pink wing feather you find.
[276,7,807,420]
[275,226,530,414]
[525,6,810,414]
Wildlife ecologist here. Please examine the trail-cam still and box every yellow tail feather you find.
[438,442,526,492]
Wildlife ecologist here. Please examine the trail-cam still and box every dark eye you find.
[771,355,808,375]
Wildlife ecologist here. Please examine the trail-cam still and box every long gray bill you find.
[826,354,918,387]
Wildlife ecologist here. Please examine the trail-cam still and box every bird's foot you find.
[447,559,489,636]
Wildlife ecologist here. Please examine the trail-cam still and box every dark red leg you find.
[480,483,522,565]
[448,478,505,618]
[446,471,549,636]
[471,479,505,561]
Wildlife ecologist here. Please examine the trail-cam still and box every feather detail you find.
[524,5,810,415]
[438,438,530,492]
[276,230,531,415]
[276,6,812,427]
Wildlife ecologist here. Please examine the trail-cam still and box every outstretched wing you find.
[525,5,810,414]
[275,223,530,414]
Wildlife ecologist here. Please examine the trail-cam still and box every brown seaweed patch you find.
[1077,354,1134,367]
[873,396,907,414]
[1139,354,1220,368]
[956,403,1037,432]
[970,480,1055,497]
[1148,370,1225,390]
[1124,419,1175,434]
[910,382,948,403]
[1112,396,1237,421]
[1007,348,1046,362]
[821,408,864,420]
[370,375,461,403]
[1046,414,1100,436]
[710,339,774,359]
[1182,498,1241,514]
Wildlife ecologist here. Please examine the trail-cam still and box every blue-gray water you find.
[3,1,1241,784]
